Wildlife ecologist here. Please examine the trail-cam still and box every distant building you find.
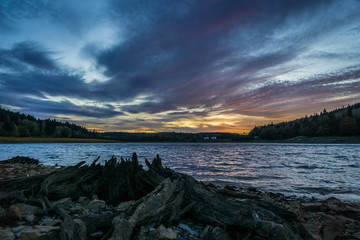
[204,136,209,140]
[211,136,217,140]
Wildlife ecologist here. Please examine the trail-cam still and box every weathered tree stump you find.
[0,154,314,239]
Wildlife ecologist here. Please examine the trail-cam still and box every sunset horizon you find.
[1,0,360,133]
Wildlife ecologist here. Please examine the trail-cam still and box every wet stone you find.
[87,200,106,212]
[151,225,178,240]
[77,196,90,205]
[301,202,324,212]
[24,214,35,222]
[89,231,104,239]
[51,198,72,209]
[0,227,15,240]
[8,203,43,220]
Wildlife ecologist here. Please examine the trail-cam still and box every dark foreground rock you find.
[0,156,40,165]
[0,154,359,240]
[0,158,60,180]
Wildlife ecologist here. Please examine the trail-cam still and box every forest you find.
[1,103,360,141]
[0,107,98,138]
[249,103,360,139]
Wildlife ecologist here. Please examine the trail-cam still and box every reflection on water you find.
[1,143,359,202]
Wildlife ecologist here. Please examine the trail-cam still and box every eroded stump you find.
[0,154,320,239]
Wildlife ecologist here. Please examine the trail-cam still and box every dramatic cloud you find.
[1,0,360,132]
[0,41,57,71]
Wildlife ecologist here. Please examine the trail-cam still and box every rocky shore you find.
[0,155,359,240]
[0,157,62,180]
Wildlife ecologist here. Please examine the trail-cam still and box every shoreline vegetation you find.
[0,137,121,144]
[0,155,359,239]
[1,136,360,144]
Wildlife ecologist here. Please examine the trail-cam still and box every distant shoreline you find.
[1,136,360,144]
[0,137,121,144]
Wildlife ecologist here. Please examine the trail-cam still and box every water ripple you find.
[1,142,359,202]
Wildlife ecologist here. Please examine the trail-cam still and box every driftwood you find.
[0,154,314,240]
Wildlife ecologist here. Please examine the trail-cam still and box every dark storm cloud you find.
[0,41,57,70]
[11,41,57,70]
[27,100,125,119]
[0,71,87,97]
[85,0,343,112]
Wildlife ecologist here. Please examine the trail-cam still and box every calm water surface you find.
[0,143,359,202]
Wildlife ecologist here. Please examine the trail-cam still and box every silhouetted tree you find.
[248,103,360,139]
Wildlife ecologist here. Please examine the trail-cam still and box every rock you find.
[60,218,86,240]
[0,227,15,240]
[11,226,33,237]
[323,197,360,218]
[153,225,178,240]
[211,227,231,240]
[110,217,132,240]
[116,200,137,212]
[1,156,39,165]
[87,199,106,212]
[136,226,149,240]
[70,204,83,214]
[301,202,326,212]
[17,225,59,240]
[27,170,39,177]
[178,223,197,236]
[324,197,344,213]
[34,225,60,232]
[39,216,62,227]
[322,215,345,240]
[89,231,104,238]
[51,198,72,209]
[19,230,41,240]
[24,214,35,222]
[175,221,204,238]
[202,226,231,240]
[77,196,90,205]
[304,218,322,240]
[8,203,43,220]
[201,226,212,238]
[347,221,360,237]
[224,185,236,191]
[92,194,99,200]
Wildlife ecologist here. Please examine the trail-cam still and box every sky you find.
[1,0,360,133]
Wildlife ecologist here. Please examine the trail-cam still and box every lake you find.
[0,142,359,202]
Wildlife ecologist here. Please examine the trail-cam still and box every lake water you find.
[0,143,359,202]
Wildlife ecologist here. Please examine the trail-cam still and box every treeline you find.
[0,107,98,138]
[102,132,248,142]
[249,103,360,139]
